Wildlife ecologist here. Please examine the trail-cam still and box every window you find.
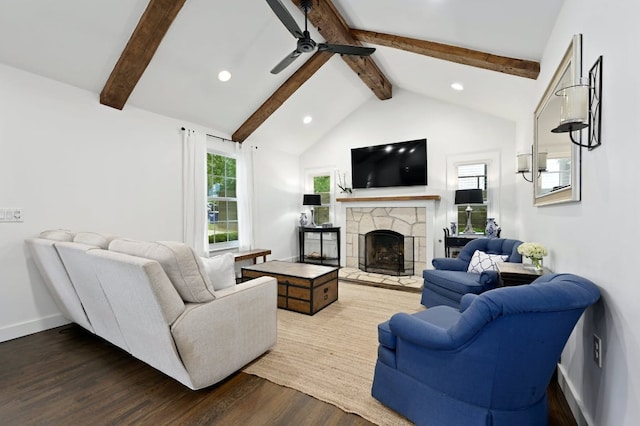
[313,175,331,225]
[457,163,488,233]
[540,157,571,192]
[207,153,238,248]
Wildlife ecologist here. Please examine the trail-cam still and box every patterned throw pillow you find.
[467,250,508,274]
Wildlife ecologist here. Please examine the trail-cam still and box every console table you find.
[299,226,340,267]
[444,233,484,257]
[234,249,271,264]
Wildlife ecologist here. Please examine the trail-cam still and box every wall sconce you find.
[517,149,547,183]
[551,56,603,150]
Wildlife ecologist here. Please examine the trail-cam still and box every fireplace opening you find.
[358,230,414,276]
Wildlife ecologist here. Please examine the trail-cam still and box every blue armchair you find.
[372,273,601,426]
[421,238,522,309]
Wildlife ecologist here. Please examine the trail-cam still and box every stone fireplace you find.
[344,205,430,274]
[359,230,415,276]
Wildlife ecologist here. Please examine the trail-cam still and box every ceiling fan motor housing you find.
[300,0,312,13]
[298,31,316,52]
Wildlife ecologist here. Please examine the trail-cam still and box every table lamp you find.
[303,194,322,227]
[454,189,483,234]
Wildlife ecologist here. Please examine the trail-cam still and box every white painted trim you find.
[446,150,502,226]
[0,313,70,343]
[557,363,589,426]
[303,166,337,224]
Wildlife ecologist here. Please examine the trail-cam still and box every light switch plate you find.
[0,208,23,222]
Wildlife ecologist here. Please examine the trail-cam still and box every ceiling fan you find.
[266,0,375,74]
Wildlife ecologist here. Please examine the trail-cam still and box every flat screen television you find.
[351,138,427,189]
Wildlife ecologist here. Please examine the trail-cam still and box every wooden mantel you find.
[335,195,441,203]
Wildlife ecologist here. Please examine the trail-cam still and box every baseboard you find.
[0,314,70,343]
[557,363,590,426]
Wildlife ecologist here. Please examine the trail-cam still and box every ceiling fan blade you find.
[318,43,376,56]
[270,50,302,74]
[266,0,304,39]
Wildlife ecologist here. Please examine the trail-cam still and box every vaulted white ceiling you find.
[0,0,564,154]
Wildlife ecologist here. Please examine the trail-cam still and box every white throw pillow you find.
[109,239,215,303]
[202,253,236,291]
[467,250,508,274]
[73,232,118,249]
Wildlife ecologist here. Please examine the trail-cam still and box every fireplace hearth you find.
[358,230,414,276]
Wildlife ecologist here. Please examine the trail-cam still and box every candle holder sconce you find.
[517,148,547,183]
[551,55,603,151]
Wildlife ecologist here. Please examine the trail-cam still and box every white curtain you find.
[236,142,254,251]
[182,129,209,257]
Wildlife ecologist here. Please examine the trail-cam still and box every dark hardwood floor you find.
[0,324,576,425]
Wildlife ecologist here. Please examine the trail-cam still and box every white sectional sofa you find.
[25,230,277,390]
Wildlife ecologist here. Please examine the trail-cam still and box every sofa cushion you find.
[467,250,508,274]
[40,229,75,242]
[73,232,118,249]
[423,270,487,297]
[202,253,236,291]
[378,320,396,349]
[108,239,215,303]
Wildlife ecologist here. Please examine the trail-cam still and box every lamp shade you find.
[303,194,322,206]
[454,189,483,205]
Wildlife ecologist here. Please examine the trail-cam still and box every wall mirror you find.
[533,34,582,206]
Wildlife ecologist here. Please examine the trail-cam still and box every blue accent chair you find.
[421,238,523,309]
[372,273,601,426]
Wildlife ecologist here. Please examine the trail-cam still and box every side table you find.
[497,262,552,286]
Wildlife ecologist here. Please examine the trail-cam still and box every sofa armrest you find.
[170,276,277,389]
[459,293,478,312]
[431,257,467,271]
[389,312,458,350]
[479,270,499,287]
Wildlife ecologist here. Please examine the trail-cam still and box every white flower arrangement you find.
[517,242,548,260]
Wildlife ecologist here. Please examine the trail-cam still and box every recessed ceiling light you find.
[451,82,464,91]
[303,115,313,124]
[218,70,231,82]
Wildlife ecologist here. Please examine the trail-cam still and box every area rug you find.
[243,282,425,426]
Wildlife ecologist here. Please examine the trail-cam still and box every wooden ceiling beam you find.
[232,51,333,143]
[351,29,540,80]
[100,0,187,110]
[293,0,392,100]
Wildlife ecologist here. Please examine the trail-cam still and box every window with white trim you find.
[540,157,571,192]
[312,174,331,225]
[457,163,488,232]
[207,152,238,249]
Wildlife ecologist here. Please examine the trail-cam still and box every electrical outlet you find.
[593,334,602,368]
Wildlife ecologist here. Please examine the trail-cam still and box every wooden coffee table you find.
[241,261,338,315]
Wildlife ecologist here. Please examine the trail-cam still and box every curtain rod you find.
[180,127,234,143]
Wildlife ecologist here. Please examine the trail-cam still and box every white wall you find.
[249,143,301,263]
[515,0,640,424]
[0,63,297,341]
[299,89,520,258]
